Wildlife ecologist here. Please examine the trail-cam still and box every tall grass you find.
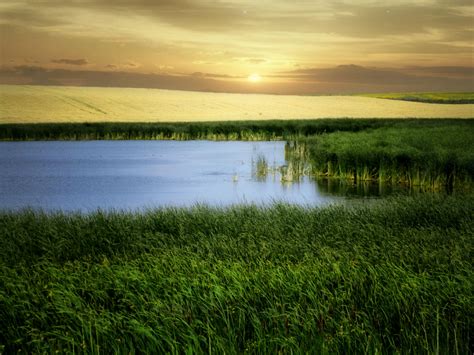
[0,119,471,141]
[1,195,473,353]
[294,123,474,189]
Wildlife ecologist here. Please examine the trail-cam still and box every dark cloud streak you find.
[51,58,89,66]
[2,64,472,94]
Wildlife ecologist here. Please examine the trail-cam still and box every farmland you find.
[1,85,473,124]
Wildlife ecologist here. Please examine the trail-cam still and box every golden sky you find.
[0,0,473,94]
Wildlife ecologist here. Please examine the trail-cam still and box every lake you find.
[0,140,421,211]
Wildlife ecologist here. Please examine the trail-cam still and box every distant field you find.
[361,92,474,104]
[1,85,473,123]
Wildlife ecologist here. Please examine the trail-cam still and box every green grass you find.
[0,119,411,141]
[298,123,474,189]
[1,194,473,353]
[361,92,474,104]
[0,118,472,141]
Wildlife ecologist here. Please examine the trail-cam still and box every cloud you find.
[191,72,242,79]
[3,0,472,39]
[275,64,474,91]
[51,58,89,66]
[0,6,66,28]
[1,0,472,77]
[124,61,140,68]
[1,64,472,94]
[233,57,267,64]
[157,64,175,71]
[403,66,474,79]
[0,65,245,93]
[104,62,141,70]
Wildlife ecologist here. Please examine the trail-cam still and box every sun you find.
[247,73,262,83]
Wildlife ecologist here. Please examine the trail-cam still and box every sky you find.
[0,0,473,94]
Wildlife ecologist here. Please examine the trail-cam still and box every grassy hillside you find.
[1,195,473,353]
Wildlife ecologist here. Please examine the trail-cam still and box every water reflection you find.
[315,179,425,198]
[0,140,444,212]
[0,141,331,211]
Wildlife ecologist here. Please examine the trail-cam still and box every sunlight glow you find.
[247,73,262,83]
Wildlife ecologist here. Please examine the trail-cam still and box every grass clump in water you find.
[0,194,473,353]
[300,123,474,189]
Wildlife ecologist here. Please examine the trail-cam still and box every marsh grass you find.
[253,154,270,180]
[0,195,472,353]
[1,119,471,141]
[291,123,474,189]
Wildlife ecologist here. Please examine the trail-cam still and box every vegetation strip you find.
[296,123,474,189]
[360,92,474,104]
[1,194,473,353]
[0,118,472,141]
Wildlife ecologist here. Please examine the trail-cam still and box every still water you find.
[0,141,411,211]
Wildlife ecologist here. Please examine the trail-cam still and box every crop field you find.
[1,85,473,124]
[361,92,474,104]
[1,194,473,353]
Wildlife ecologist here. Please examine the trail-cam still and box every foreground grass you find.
[1,195,473,353]
[361,92,474,104]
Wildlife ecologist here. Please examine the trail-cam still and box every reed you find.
[253,154,270,180]
[0,194,472,353]
[1,119,472,141]
[295,123,474,189]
